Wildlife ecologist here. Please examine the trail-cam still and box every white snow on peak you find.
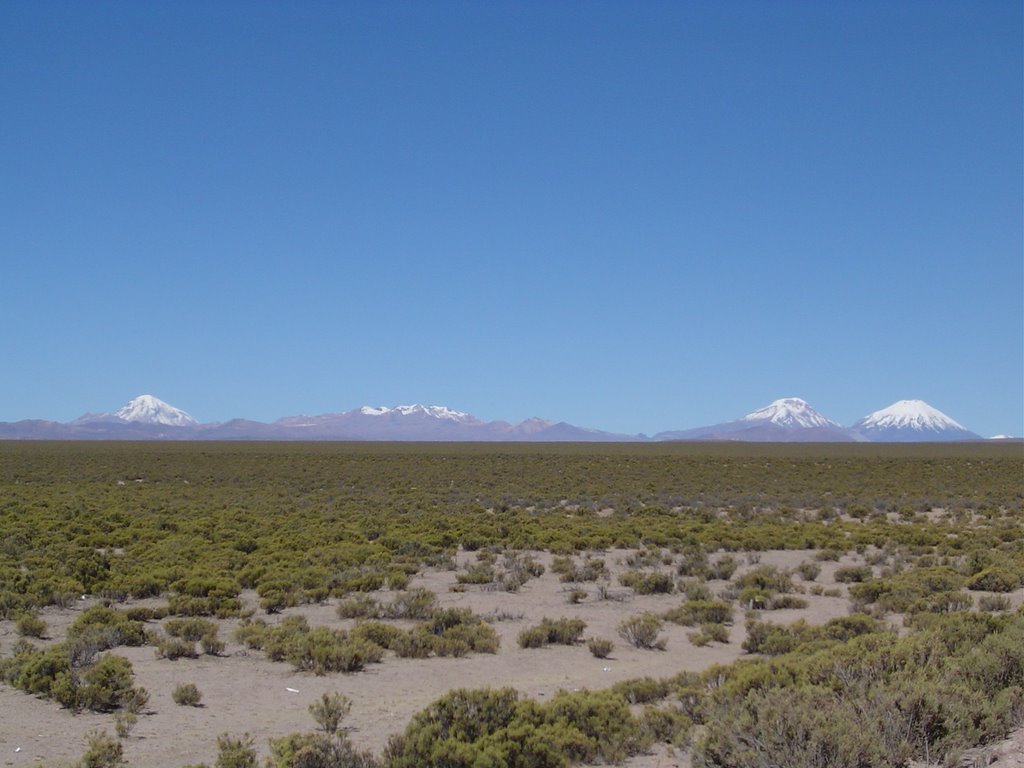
[115,395,197,426]
[856,400,966,432]
[357,404,474,422]
[742,397,839,428]
[988,434,1016,440]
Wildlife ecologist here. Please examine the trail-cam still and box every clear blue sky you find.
[2,1,1021,436]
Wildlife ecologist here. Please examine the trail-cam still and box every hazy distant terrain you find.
[0,395,995,442]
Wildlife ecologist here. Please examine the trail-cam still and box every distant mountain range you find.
[0,394,1009,442]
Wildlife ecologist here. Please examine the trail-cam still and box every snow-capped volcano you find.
[742,398,840,429]
[656,397,854,442]
[852,400,979,442]
[114,395,197,426]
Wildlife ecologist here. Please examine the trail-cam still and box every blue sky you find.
[2,1,1021,436]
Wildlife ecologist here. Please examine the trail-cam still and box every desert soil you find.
[0,548,1020,767]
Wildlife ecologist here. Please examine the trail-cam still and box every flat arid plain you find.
[0,442,1022,767]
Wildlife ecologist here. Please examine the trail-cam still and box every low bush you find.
[767,595,808,610]
[742,614,881,656]
[611,676,671,704]
[708,556,739,581]
[15,612,47,638]
[688,623,729,647]
[383,687,653,768]
[67,605,147,651]
[309,691,351,735]
[618,613,666,650]
[966,566,1022,593]
[849,567,966,614]
[267,732,379,768]
[978,594,1011,612]
[155,636,198,660]
[796,561,821,581]
[80,730,125,768]
[215,733,257,768]
[834,566,873,583]
[587,637,614,658]
[113,711,137,739]
[172,682,202,706]
[518,617,587,648]
[664,600,733,627]
[164,617,217,642]
[619,571,675,595]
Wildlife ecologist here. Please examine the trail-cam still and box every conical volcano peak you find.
[855,400,969,433]
[742,398,839,428]
[114,395,197,426]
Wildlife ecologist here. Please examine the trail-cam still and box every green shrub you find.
[611,676,670,704]
[680,580,714,601]
[518,617,587,648]
[309,691,351,734]
[588,637,614,658]
[113,711,137,739]
[164,617,218,642]
[849,567,966,614]
[200,632,225,655]
[641,705,692,746]
[79,730,125,768]
[155,636,198,660]
[966,566,1022,593]
[172,682,202,706]
[349,621,405,650]
[170,578,241,617]
[734,565,795,594]
[689,623,729,647]
[382,588,437,619]
[618,613,666,650]
[768,595,808,610]
[664,600,733,627]
[619,571,675,594]
[215,734,257,768]
[834,566,873,583]
[124,606,168,622]
[796,561,821,581]
[383,687,653,768]
[390,630,435,659]
[456,563,495,584]
[267,732,379,768]
[67,605,147,650]
[76,654,137,712]
[15,612,47,638]
[336,595,381,619]
[978,594,1011,612]
[708,555,739,581]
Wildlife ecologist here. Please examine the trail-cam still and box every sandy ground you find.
[0,548,1019,768]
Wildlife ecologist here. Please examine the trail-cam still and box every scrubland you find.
[0,441,1022,767]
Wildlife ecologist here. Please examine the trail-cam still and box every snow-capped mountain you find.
[852,400,980,442]
[741,398,840,429]
[656,397,856,442]
[358,404,477,423]
[113,395,198,427]
[0,394,1000,442]
[272,404,633,441]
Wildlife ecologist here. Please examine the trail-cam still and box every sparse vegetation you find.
[0,441,1021,767]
